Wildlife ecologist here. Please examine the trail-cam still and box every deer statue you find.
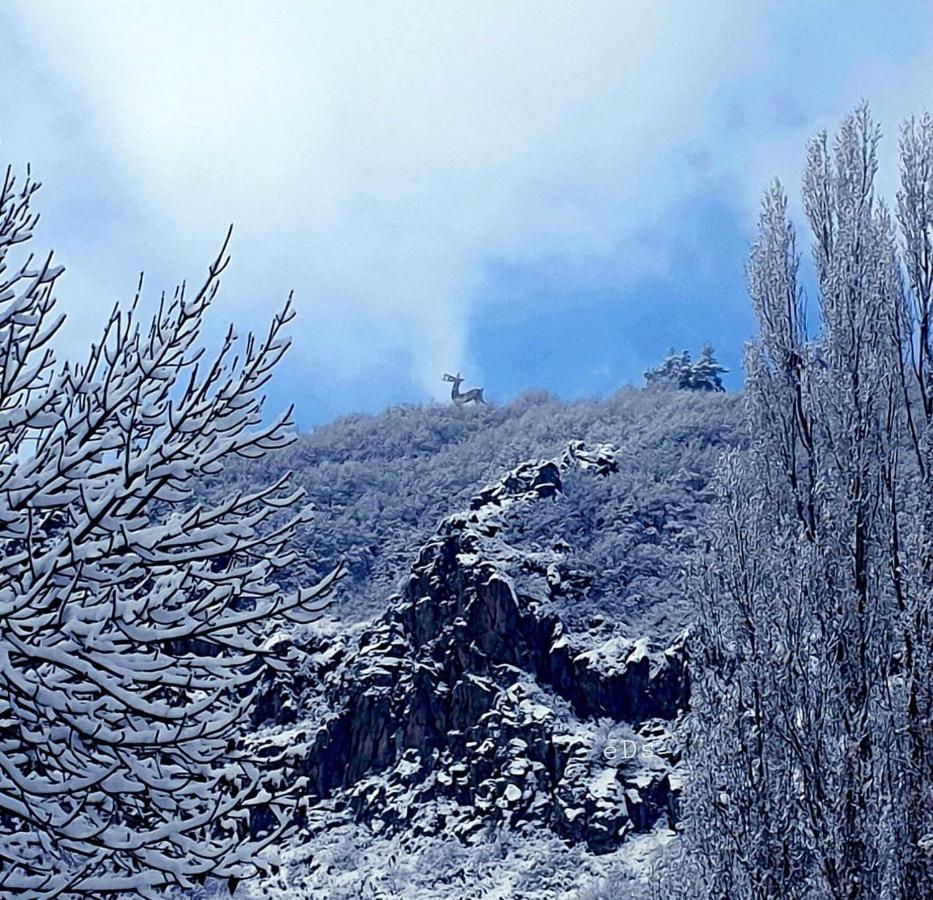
[443,372,486,405]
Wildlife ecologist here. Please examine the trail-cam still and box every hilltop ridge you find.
[216,389,744,898]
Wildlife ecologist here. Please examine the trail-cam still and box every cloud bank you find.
[3,2,933,420]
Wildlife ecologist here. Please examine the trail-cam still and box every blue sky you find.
[1,2,931,426]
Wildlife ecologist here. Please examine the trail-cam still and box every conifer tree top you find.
[644,343,728,392]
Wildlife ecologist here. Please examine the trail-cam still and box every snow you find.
[589,767,622,800]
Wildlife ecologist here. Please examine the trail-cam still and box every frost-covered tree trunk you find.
[0,168,344,897]
[670,108,932,899]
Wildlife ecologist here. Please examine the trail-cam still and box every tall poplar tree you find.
[672,108,932,899]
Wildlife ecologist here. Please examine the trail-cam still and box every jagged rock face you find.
[250,441,689,853]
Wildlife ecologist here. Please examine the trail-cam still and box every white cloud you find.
[5,1,933,409]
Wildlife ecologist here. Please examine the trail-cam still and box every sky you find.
[1,1,932,427]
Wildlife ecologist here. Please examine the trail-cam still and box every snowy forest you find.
[1,99,932,899]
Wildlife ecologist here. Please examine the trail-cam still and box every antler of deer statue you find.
[443,372,486,406]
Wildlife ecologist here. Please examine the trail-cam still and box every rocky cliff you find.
[249,441,689,855]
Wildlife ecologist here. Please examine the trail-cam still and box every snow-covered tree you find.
[0,168,344,896]
[644,344,727,392]
[643,348,690,389]
[670,107,933,899]
[687,343,729,392]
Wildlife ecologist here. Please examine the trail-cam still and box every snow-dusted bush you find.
[0,170,343,896]
[238,815,656,899]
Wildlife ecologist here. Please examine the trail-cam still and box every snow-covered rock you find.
[248,442,688,854]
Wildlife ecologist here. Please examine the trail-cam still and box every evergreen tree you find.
[644,344,727,392]
[685,343,728,392]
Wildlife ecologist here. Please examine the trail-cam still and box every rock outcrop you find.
[250,441,689,852]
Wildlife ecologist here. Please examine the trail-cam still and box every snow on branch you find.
[0,171,344,897]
